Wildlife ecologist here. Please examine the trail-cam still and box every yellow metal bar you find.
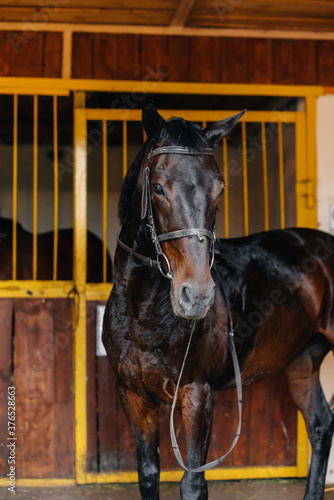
[12,94,18,280]
[295,113,308,227]
[0,280,74,298]
[86,283,113,302]
[278,122,285,229]
[82,464,302,485]
[0,77,323,97]
[53,95,59,281]
[296,410,309,477]
[86,108,299,124]
[222,137,229,238]
[73,92,88,485]
[32,94,38,280]
[0,478,76,487]
[261,123,269,231]
[123,120,128,179]
[305,95,318,228]
[102,120,108,283]
[242,122,249,236]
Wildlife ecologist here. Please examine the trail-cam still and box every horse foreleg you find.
[179,382,214,500]
[119,384,160,500]
[285,335,334,500]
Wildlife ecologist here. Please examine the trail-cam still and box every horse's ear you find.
[204,109,247,146]
[142,101,165,139]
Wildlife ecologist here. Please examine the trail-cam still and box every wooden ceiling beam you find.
[170,0,196,27]
[0,21,333,41]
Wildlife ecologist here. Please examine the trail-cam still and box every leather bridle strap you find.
[147,146,214,161]
[158,228,214,243]
[116,237,160,269]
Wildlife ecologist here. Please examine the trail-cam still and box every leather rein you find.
[117,145,243,473]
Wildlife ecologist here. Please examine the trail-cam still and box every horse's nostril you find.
[179,285,193,311]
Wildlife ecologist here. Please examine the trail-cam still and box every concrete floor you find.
[1,481,334,499]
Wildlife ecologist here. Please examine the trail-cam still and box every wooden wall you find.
[0,31,333,86]
[0,298,74,479]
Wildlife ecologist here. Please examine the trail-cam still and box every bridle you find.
[117,146,217,279]
[117,144,242,473]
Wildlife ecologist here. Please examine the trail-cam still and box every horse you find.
[0,217,112,282]
[102,101,334,500]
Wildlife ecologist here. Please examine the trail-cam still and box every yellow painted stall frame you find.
[0,79,323,487]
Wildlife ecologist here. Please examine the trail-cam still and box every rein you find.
[117,145,242,473]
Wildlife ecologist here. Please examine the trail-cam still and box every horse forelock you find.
[158,117,207,149]
[118,117,208,224]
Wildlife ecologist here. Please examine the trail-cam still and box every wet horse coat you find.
[103,102,334,500]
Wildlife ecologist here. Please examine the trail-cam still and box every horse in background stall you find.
[0,217,112,282]
[102,102,334,500]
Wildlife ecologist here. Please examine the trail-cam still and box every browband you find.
[147,146,214,161]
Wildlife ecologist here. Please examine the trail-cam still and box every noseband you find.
[118,146,217,279]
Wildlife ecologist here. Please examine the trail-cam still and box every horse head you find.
[141,102,245,320]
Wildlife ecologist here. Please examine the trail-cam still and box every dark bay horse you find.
[0,217,112,282]
[102,102,334,500]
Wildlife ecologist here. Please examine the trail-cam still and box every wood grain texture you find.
[316,41,334,86]
[72,32,94,78]
[248,38,273,84]
[222,37,248,83]
[273,40,295,84]
[43,32,62,78]
[14,299,56,478]
[86,301,98,471]
[0,299,13,476]
[189,37,221,82]
[54,299,74,478]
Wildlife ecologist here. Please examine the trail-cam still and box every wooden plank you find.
[316,41,334,86]
[0,299,13,476]
[249,379,269,465]
[93,34,118,79]
[9,32,44,77]
[294,40,316,85]
[208,389,234,466]
[273,40,295,84]
[221,37,248,83]
[189,10,334,31]
[72,33,94,79]
[54,298,74,478]
[268,373,297,466]
[43,32,62,78]
[0,31,12,76]
[6,0,177,7]
[117,34,140,80]
[14,298,56,478]
[248,38,273,84]
[189,37,221,82]
[0,8,173,26]
[86,301,98,471]
[168,36,190,82]
[140,35,169,81]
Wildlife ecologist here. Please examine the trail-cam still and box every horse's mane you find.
[118,117,208,224]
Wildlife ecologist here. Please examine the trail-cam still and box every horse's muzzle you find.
[171,279,215,319]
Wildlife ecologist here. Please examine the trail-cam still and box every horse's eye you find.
[153,183,164,195]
